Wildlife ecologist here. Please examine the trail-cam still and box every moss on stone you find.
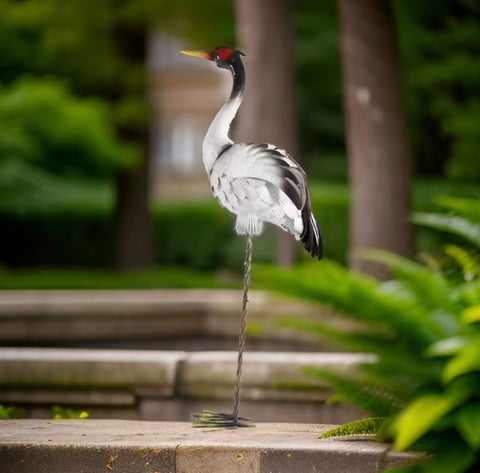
[320,417,385,440]
[270,380,324,392]
[245,321,265,338]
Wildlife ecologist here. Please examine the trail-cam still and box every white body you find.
[201,59,320,255]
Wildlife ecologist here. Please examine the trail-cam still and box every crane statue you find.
[181,46,322,428]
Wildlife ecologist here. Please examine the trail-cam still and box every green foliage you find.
[295,1,344,175]
[395,391,466,451]
[413,213,480,248]
[395,0,480,180]
[0,0,235,126]
[0,78,134,213]
[0,266,232,290]
[297,1,480,181]
[0,404,21,419]
[51,406,89,419]
[258,197,480,472]
[305,366,404,418]
[413,196,480,249]
[0,78,135,179]
[456,404,480,450]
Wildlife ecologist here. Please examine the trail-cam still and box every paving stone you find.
[0,420,424,473]
[177,446,261,473]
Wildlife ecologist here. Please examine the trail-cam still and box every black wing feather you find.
[250,143,323,260]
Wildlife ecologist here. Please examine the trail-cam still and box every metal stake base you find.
[192,235,254,430]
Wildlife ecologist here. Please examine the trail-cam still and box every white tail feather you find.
[235,214,264,236]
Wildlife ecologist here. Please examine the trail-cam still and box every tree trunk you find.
[113,25,154,271]
[338,0,413,277]
[235,0,297,267]
[113,155,154,271]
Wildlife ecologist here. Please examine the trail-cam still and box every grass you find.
[0,266,238,290]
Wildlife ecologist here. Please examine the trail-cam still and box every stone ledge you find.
[0,420,423,473]
[0,348,185,397]
[178,351,374,401]
[0,289,326,348]
[0,348,372,403]
[0,289,260,316]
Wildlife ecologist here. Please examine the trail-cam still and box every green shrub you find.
[0,77,136,180]
[257,196,480,473]
[0,181,350,270]
[51,406,89,419]
[0,405,21,419]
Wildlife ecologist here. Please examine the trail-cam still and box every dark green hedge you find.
[0,194,349,270]
[4,179,475,271]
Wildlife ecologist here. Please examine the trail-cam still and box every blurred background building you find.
[148,34,229,199]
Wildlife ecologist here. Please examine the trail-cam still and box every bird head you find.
[181,46,245,70]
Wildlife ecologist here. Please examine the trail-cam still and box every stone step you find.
[0,348,372,402]
[0,289,328,348]
[0,349,371,424]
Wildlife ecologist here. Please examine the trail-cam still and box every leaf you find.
[456,404,480,449]
[460,305,480,325]
[433,196,480,221]
[444,344,480,382]
[422,440,475,473]
[361,249,451,313]
[426,337,470,357]
[395,394,461,451]
[445,245,478,282]
[306,367,403,417]
[412,213,480,249]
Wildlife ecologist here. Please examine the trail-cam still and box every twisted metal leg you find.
[232,234,253,422]
[192,235,254,430]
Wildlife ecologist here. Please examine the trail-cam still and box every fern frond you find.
[453,278,480,308]
[277,316,394,350]
[412,212,480,249]
[258,262,443,348]
[360,358,441,400]
[278,315,440,392]
[433,196,480,221]
[363,249,453,313]
[445,245,478,282]
[305,367,404,417]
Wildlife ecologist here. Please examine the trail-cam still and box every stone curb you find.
[0,420,423,473]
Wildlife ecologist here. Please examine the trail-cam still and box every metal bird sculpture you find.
[181,46,322,429]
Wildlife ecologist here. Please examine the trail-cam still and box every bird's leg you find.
[232,234,253,423]
[191,235,254,430]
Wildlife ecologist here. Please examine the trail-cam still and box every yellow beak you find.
[180,49,214,61]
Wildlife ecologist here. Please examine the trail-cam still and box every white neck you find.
[202,59,245,174]
[202,95,241,174]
